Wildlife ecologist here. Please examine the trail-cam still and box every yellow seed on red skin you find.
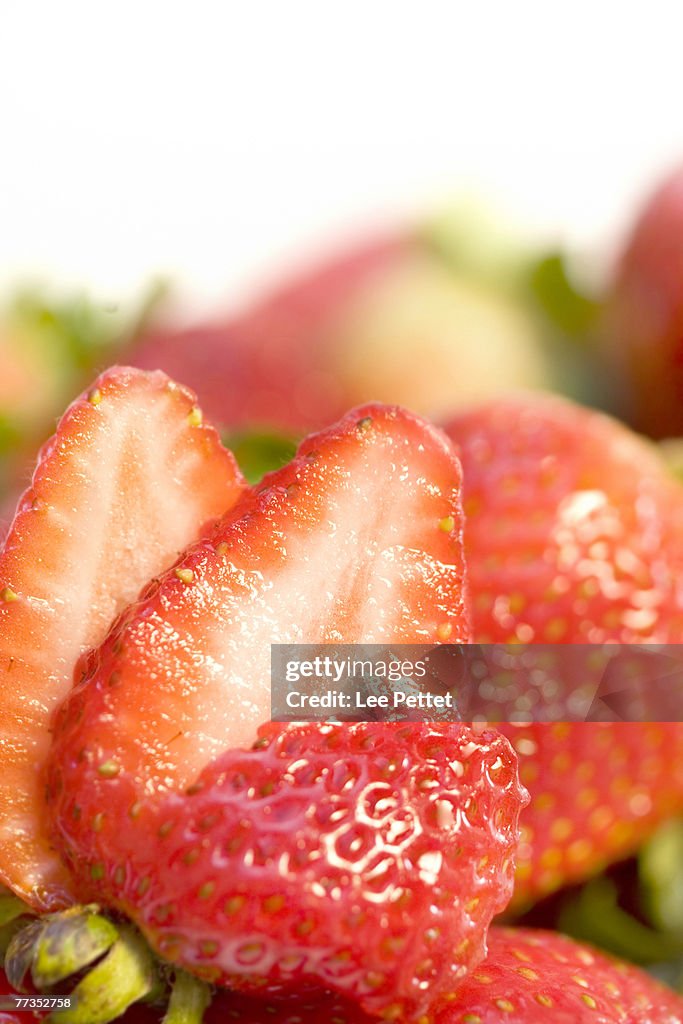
[88,388,102,406]
[175,568,194,584]
[439,515,455,532]
[224,895,245,916]
[0,587,18,602]
[97,760,120,778]
[517,966,539,980]
[187,406,203,426]
[437,623,453,641]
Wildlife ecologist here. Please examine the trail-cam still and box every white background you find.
[2,2,683,315]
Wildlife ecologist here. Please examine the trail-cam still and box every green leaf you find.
[527,252,600,341]
[659,439,683,483]
[0,891,28,928]
[557,875,683,964]
[223,430,299,484]
[50,925,159,1024]
[640,818,683,936]
[32,906,118,988]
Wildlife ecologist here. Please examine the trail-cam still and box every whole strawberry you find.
[0,367,246,911]
[444,393,683,645]
[50,721,523,1021]
[444,394,683,904]
[603,165,683,438]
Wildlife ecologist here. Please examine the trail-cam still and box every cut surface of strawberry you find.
[48,402,470,799]
[0,366,246,910]
[49,721,524,1021]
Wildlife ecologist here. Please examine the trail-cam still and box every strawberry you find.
[444,393,683,645]
[50,721,524,1021]
[44,404,524,1019]
[47,402,471,796]
[502,721,683,905]
[131,224,549,434]
[0,366,246,911]
[439,926,683,1023]
[208,926,683,1023]
[444,394,683,904]
[603,165,683,438]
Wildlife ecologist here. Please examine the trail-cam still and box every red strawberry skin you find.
[444,395,683,904]
[0,367,246,911]
[208,926,683,1023]
[48,721,525,1021]
[604,165,683,438]
[444,393,683,645]
[504,721,683,905]
[440,927,683,1023]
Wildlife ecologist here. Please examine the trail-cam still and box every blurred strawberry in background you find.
[3,202,590,514]
[129,207,558,436]
[603,166,683,438]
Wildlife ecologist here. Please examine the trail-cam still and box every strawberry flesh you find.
[0,367,246,910]
[47,403,470,800]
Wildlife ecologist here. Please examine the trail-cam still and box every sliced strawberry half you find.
[47,402,470,799]
[0,366,246,911]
